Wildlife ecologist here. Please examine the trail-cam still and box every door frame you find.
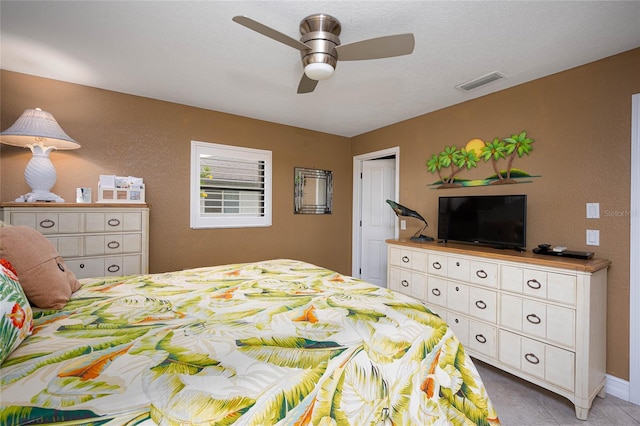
[352,147,400,277]
[630,93,639,405]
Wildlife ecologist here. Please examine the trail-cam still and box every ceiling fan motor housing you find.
[299,14,341,71]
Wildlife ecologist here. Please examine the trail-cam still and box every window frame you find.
[190,140,272,229]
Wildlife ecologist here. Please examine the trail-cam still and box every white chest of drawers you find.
[387,239,609,420]
[1,203,149,279]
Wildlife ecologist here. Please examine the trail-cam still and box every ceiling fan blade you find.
[335,33,415,61]
[232,16,309,51]
[297,74,318,94]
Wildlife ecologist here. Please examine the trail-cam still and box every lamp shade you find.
[1,108,80,202]
[0,108,80,150]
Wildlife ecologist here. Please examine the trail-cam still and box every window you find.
[190,141,272,228]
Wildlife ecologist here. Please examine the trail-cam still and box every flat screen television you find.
[437,195,527,250]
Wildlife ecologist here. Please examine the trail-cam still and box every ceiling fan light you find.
[304,63,334,81]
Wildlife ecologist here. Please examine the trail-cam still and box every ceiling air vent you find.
[456,71,505,92]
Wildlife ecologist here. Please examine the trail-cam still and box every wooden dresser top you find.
[1,202,148,209]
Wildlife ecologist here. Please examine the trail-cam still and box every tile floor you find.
[474,359,640,425]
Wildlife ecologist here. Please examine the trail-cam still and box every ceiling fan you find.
[232,13,415,94]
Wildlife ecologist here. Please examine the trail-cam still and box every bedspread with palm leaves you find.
[0,259,499,425]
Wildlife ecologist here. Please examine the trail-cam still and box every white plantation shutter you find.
[200,157,265,216]
[191,141,272,228]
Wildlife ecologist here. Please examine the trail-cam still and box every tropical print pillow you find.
[0,259,33,364]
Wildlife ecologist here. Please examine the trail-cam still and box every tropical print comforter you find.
[1,259,499,425]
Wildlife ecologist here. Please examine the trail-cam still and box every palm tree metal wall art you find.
[427,130,537,188]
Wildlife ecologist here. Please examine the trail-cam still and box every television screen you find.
[437,195,527,249]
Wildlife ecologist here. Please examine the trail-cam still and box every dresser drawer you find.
[446,311,469,347]
[501,265,577,305]
[6,210,143,234]
[469,286,497,323]
[66,255,142,279]
[427,253,448,276]
[8,211,82,234]
[48,234,142,257]
[65,258,105,279]
[446,281,469,314]
[84,234,142,256]
[426,276,448,307]
[388,247,427,272]
[500,294,576,349]
[47,236,83,257]
[85,212,143,232]
[469,260,498,287]
[388,267,426,300]
[429,254,498,288]
[468,322,497,358]
[499,330,575,392]
[430,277,497,323]
[447,257,469,281]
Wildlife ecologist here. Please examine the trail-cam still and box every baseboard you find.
[606,374,630,401]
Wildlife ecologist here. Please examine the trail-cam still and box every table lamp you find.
[1,108,80,202]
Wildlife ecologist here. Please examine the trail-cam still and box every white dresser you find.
[387,239,609,420]
[1,203,149,279]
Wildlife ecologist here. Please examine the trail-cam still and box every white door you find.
[360,159,396,287]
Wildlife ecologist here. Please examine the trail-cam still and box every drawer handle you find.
[57,262,65,272]
[525,353,540,365]
[476,269,488,279]
[431,288,441,296]
[455,286,460,292]
[107,241,120,249]
[456,261,460,267]
[475,300,487,310]
[107,218,121,227]
[401,256,410,263]
[475,334,487,344]
[80,263,85,269]
[107,264,120,273]
[39,219,55,228]
[432,261,442,270]
[526,313,542,324]
[401,280,409,287]
[527,279,542,290]
[454,318,459,324]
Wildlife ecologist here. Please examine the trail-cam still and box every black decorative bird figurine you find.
[386,200,434,242]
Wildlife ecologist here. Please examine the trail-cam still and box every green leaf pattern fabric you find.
[0,259,499,425]
[0,261,33,365]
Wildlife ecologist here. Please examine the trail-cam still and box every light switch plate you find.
[587,229,600,246]
[400,220,406,230]
[586,203,600,219]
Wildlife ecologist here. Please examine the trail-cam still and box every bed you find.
[1,258,500,425]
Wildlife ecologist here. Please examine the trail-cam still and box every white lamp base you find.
[15,190,64,203]
[17,143,65,202]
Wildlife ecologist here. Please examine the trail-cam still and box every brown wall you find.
[0,71,353,275]
[1,47,639,380]
[352,48,640,381]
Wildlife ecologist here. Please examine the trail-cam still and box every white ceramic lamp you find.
[0,108,80,202]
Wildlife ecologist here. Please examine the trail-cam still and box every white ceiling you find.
[1,1,639,137]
